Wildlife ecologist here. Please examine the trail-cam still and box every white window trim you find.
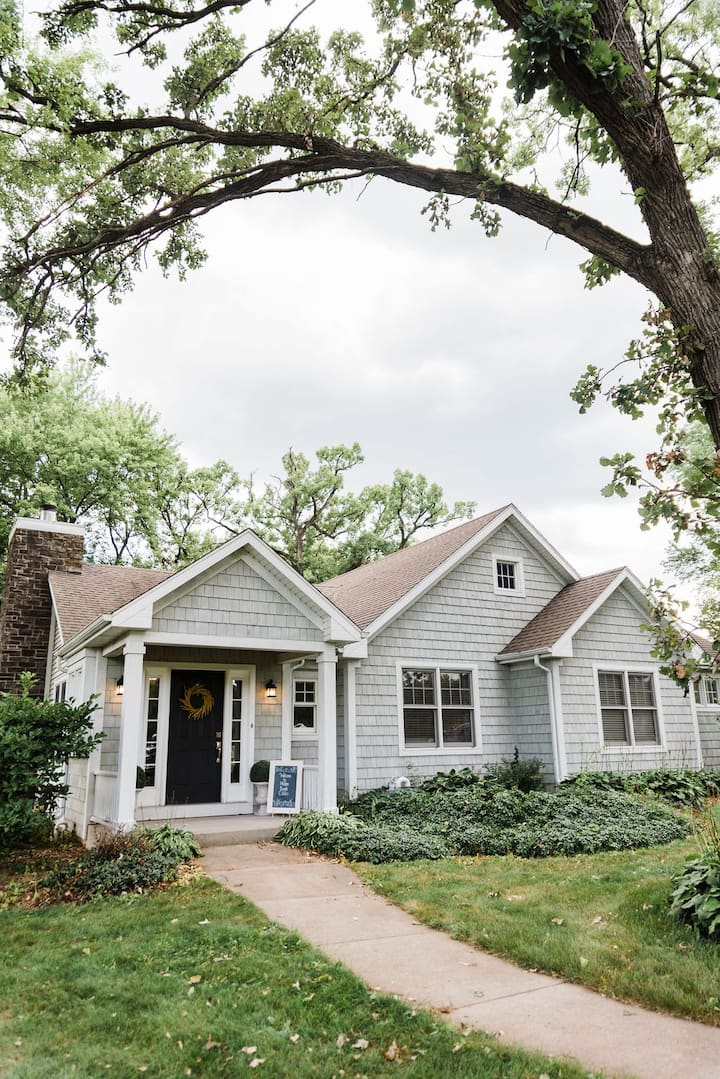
[491,551,526,597]
[396,660,481,756]
[292,673,318,740]
[592,661,665,751]
[695,674,720,709]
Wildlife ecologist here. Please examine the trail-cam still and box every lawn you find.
[355,831,720,1026]
[0,869,595,1078]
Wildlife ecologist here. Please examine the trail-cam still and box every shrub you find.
[671,811,720,939]
[485,748,545,792]
[0,672,102,849]
[563,768,720,808]
[250,760,270,783]
[419,767,481,792]
[280,787,689,863]
[38,826,198,903]
[670,854,720,940]
[147,823,201,860]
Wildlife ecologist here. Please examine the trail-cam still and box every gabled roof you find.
[315,509,508,630]
[49,564,171,643]
[498,567,629,660]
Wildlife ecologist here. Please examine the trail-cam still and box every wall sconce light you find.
[265,679,277,699]
[116,676,124,696]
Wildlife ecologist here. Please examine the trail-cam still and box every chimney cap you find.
[40,504,58,522]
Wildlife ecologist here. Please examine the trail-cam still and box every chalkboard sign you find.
[268,761,303,814]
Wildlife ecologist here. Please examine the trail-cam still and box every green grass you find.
[0,874,597,1078]
[355,832,720,1026]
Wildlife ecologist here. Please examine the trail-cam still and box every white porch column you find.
[343,659,359,800]
[115,633,146,829]
[281,661,295,761]
[317,649,338,812]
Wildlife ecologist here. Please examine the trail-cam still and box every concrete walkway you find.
[201,842,720,1079]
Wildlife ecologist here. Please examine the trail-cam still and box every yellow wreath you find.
[179,682,214,721]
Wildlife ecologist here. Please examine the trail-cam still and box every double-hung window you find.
[401,667,475,749]
[293,678,317,735]
[694,676,720,707]
[597,669,660,745]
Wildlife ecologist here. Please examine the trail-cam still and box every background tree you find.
[0,360,242,576]
[244,445,475,580]
[0,0,719,510]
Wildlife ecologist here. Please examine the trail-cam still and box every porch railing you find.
[301,765,320,810]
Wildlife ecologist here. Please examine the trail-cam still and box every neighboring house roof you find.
[49,563,172,642]
[316,509,508,630]
[499,568,625,659]
[691,631,716,658]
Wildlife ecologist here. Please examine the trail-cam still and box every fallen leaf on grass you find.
[579,957,589,968]
[336,1034,347,1049]
[551,918,564,926]
[241,1047,258,1055]
[289,1034,300,1044]
[352,1039,369,1050]
[188,975,202,984]
[384,1041,398,1060]
[249,1059,265,1069]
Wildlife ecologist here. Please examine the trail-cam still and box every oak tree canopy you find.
[0,0,719,536]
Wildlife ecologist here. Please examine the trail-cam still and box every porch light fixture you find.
[265,679,277,699]
[116,676,124,696]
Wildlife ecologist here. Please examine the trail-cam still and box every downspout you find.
[534,655,568,784]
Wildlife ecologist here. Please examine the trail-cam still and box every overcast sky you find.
[24,0,705,597]
[94,165,679,590]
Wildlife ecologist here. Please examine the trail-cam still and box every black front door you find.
[166,670,225,804]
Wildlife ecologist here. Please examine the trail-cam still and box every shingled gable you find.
[497,567,645,661]
[316,504,578,634]
[50,527,362,654]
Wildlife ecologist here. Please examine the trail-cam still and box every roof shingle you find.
[50,563,172,642]
[499,568,624,657]
[316,508,507,630]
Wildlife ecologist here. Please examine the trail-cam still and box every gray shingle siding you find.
[508,663,554,780]
[152,557,323,642]
[559,587,698,773]
[354,522,565,789]
[697,710,720,767]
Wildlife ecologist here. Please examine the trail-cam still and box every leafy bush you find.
[280,786,689,863]
[670,854,720,940]
[39,827,197,903]
[0,672,102,849]
[419,767,481,792]
[148,824,201,860]
[485,748,545,792]
[564,768,720,808]
[671,811,720,939]
[250,759,270,783]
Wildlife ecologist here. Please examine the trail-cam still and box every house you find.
[0,503,714,842]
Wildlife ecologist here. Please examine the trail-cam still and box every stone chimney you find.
[0,511,84,697]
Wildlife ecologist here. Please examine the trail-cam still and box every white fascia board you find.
[364,504,578,641]
[107,529,361,644]
[341,638,368,659]
[504,504,580,584]
[47,577,65,647]
[58,615,111,658]
[495,647,555,665]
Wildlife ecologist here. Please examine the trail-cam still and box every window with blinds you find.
[597,669,659,745]
[402,667,475,748]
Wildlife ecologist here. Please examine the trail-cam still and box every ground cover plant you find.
[355,826,720,1026]
[0,870,595,1079]
[278,783,689,863]
[563,768,720,808]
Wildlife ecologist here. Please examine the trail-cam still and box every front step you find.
[147,815,290,848]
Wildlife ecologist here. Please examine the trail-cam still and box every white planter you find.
[253,781,269,815]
